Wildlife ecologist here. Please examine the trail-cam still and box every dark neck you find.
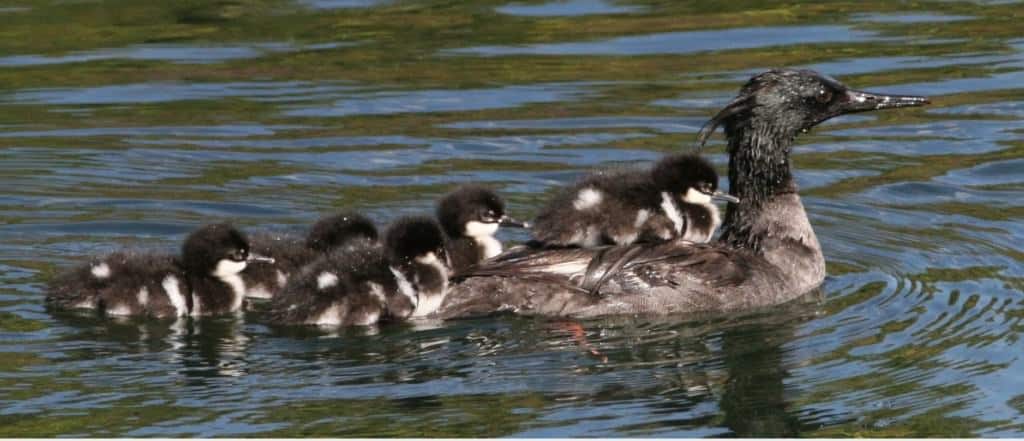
[187,275,239,315]
[719,118,799,250]
[445,237,484,273]
[396,260,447,295]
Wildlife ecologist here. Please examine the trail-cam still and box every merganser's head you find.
[697,68,930,147]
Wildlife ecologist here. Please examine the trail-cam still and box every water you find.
[2,0,1023,436]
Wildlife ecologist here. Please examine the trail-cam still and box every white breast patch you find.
[465,221,499,239]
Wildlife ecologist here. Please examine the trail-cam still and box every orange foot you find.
[549,320,608,363]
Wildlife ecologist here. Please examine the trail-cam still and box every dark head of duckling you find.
[181,223,271,313]
[436,185,526,239]
[651,154,737,204]
[385,216,449,269]
[181,223,251,275]
[384,216,451,316]
[305,211,378,252]
[696,69,928,249]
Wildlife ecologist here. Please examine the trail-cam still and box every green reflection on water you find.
[2,0,1024,437]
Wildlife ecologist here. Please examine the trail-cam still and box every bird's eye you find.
[230,249,248,261]
[815,88,833,104]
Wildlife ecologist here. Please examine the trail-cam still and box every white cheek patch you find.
[91,263,111,279]
[660,192,684,234]
[213,259,247,278]
[682,188,713,205]
[573,188,603,211]
[464,221,499,239]
[416,252,450,285]
[162,275,188,317]
[317,272,339,290]
[415,252,440,266]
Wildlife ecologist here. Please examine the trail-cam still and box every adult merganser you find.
[435,69,928,318]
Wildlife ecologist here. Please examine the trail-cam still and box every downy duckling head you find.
[384,216,452,318]
[436,185,527,242]
[697,68,930,147]
[651,154,739,205]
[305,211,379,252]
[384,216,450,270]
[181,223,273,280]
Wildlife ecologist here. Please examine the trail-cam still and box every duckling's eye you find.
[229,249,248,261]
[484,210,498,222]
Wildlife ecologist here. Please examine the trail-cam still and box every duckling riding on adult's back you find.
[435,69,929,319]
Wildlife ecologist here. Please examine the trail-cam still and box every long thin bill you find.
[500,217,530,229]
[843,89,930,113]
[247,254,275,264]
[711,191,740,204]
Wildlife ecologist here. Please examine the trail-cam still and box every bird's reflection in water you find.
[172,314,251,380]
[49,309,254,380]
[527,288,824,436]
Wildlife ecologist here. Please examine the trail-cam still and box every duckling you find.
[530,153,737,248]
[242,212,379,299]
[46,223,273,318]
[268,216,450,327]
[436,185,527,273]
